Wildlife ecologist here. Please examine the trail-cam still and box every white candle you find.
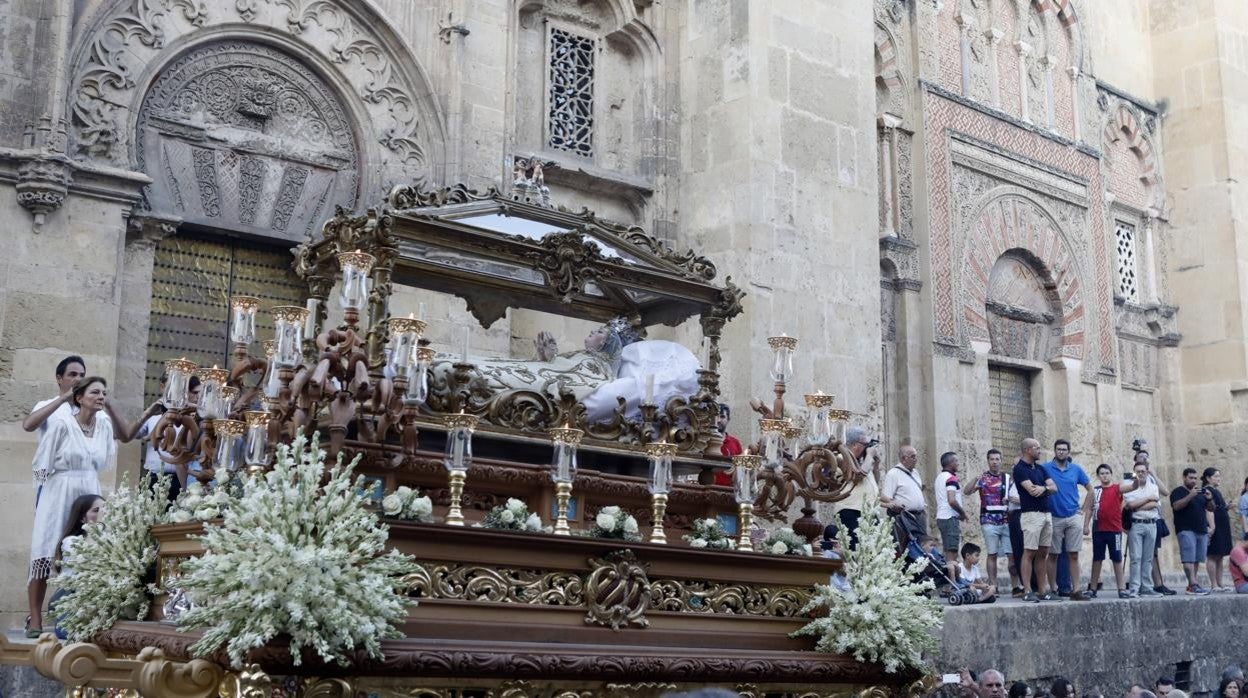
[644,373,655,404]
[304,299,318,338]
[700,340,709,369]
[418,302,426,321]
[461,326,471,364]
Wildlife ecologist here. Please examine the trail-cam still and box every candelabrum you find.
[442,412,478,526]
[733,454,762,551]
[646,441,676,544]
[229,295,260,366]
[549,424,583,536]
[243,410,271,477]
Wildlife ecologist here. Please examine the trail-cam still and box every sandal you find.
[24,614,42,639]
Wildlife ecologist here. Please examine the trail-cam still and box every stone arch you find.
[960,191,1086,359]
[1102,104,1160,211]
[984,251,1062,361]
[875,21,909,118]
[66,0,446,192]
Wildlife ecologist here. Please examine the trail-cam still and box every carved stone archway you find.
[960,192,1087,360]
[67,0,446,194]
[985,252,1062,362]
[136,41,359,240]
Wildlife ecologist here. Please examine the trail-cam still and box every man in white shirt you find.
[22,355,86,437]
[1123,458,1163,596]
[833,425,881,547]
[881,445,927,549]
[934,451,967,582]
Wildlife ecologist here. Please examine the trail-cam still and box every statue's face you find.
[584,328,609,352]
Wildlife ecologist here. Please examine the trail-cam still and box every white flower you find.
[505,498,526,514]
[381,494,403,516]
[170,509,193,524]
[623,516,639,534]
[596,512,617,531]
[396,486,414,500]
[182,495,202,512]
[407,496,432,520]
[690,538,708,548]
[195,507,219,521]
[771,542,789,555]
[524,513,542,531]
[500,509,516,524]
[802,543,813,556]
[600,505,621,516]
[703,518,718,528]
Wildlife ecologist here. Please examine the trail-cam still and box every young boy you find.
[1083,463,1139,598]
[957,542,997,602]
[821,524,851,592]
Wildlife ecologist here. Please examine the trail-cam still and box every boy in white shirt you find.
[957,542,997,602]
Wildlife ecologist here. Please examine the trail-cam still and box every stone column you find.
[1041,55,1057,130]
[1067,66,1082,142]
[1016,41,1032,123]
[1142,208,1160,304]
[955,12,976,97]
[116,215,178,421]
[986,28,1004,109]
[878,113,903,238]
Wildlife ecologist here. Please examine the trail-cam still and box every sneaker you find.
[1022,592,1040,603]
[1070,590,1092,601]
[1138,587,1162,597]
[1040,592,1057,601]
[1085,586,1099,599]
[1011,586,1025,598]
[1118,590,1137,599]
[1186,584,1211,595]
[1155,585,1178,596]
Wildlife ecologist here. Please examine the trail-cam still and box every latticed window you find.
[1115,221,1139,302]
[547,26,595,157]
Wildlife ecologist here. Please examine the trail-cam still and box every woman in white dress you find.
[27,376,115,637]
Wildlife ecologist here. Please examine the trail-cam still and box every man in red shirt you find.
[1082,463,1142,598]
[1230,537,1248,594]
[714,404,743,486]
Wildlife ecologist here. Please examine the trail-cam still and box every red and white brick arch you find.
[960,191,1086,360]
[1102,104,1160,212]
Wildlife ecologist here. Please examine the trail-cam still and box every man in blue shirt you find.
[1013,438,1058,603]
[1043,439,1092,601]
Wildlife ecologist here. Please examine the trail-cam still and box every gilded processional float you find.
[1,175,939,697]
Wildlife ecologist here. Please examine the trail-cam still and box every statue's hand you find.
[535,330,559,361]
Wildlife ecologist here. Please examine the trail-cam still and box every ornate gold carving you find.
[407,564,585,606]
[525,231,615,303]
[220,663,272,698]
[648,578,811,616]
[584,550,650,630]
[0,634,224,698]
[388,182,501,210]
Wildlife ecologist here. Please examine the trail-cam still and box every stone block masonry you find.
[939,595,1248,693]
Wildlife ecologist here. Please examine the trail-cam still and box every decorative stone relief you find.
[68,0,438,188]
[15,118,73,230]
[136,41,357,240]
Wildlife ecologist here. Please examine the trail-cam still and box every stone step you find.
[0,631,63,698]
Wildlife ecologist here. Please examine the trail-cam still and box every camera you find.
[866,438,880,448]
[1131,438,1146,453]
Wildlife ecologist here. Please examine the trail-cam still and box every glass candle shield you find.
[261,340,280,398]
[767,335,797,383]
[229,296,260,346]
[270,306,309,368]
[646,442,676,495]
[243,411,271,467]
[443,413,478,472]
[213,419,245,473]
[162,358,198,410]
[337,250,375,312]
[386,317,426,380]
[195,366,229,420]
[732,454,762,505]
[406,347,433,403]
[805,392,835,446]
[759,419,788,469]
[549,426,583,483]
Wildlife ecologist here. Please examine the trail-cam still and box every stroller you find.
[904,540,978,606]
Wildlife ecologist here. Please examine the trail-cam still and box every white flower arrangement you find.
[760,527,813,556]
[52,474,171,641]
[379,485,434,523]
[479,498,542,532]
[682,517,736,550]
[174,431,421,668]
[163,480,234,524]
[588,505,641,541]
[793,501,941,673]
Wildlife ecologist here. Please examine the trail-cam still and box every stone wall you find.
[939,596,1248,695]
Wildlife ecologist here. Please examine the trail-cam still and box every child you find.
[50,494,106,639]
[1082,463,1134,598]
[821,524,851,592]
[957,542,997,602]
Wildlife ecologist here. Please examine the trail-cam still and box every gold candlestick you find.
[446,470,467,527]
[737,502,756,552]
[649,493,669,544]
[732,454,762,551]
[554,481,573,536]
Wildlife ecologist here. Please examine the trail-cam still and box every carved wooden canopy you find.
[296,183,744,331]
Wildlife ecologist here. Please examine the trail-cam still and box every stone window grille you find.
[1115,220,1139,302]
[547,26,595,158]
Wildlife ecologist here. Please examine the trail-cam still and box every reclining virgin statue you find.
[428,317,701,424]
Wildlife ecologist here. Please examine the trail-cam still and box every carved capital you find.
[15,155,72,230]
[879,236,921,289]
[127,213,180,249]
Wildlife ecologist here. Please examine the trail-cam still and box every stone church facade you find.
[0,0,1242,619]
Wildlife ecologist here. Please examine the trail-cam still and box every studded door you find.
[145,233,305,404]
[987,365,1035,455]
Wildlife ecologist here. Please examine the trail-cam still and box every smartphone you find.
[942,674,961,685]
